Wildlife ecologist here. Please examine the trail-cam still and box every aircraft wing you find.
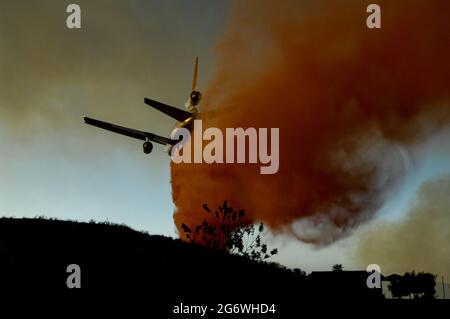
[144,98,193,122]
[84,117,177,145]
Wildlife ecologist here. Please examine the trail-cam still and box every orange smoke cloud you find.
[171,0,450,245]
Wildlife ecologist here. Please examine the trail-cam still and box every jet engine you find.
[143,141,153,154]
[190,90,202,106]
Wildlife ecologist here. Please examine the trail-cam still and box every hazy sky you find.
[0,0,448,273]
[0,0,228,236]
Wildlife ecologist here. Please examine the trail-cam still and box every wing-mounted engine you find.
[143,140,153,154]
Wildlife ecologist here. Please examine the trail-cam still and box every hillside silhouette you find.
[1,216,448,318]
[8,217,448,308]
[0,217,305,296]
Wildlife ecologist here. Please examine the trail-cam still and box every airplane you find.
[84,57,201,155]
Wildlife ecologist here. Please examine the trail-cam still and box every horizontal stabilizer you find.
[144,98,193,122]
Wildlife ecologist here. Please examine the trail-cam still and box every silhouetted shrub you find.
[181,201,278,261]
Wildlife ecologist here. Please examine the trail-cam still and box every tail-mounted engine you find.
[190,90,202,106]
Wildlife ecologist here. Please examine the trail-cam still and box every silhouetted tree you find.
[389,275,408,299]
[389,271,436,299]
[332,264,343,272]
[414,272,436,299]
[181,201,278,261]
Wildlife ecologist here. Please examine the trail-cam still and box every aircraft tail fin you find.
[185,57,201,111]
[192,56,198,91]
